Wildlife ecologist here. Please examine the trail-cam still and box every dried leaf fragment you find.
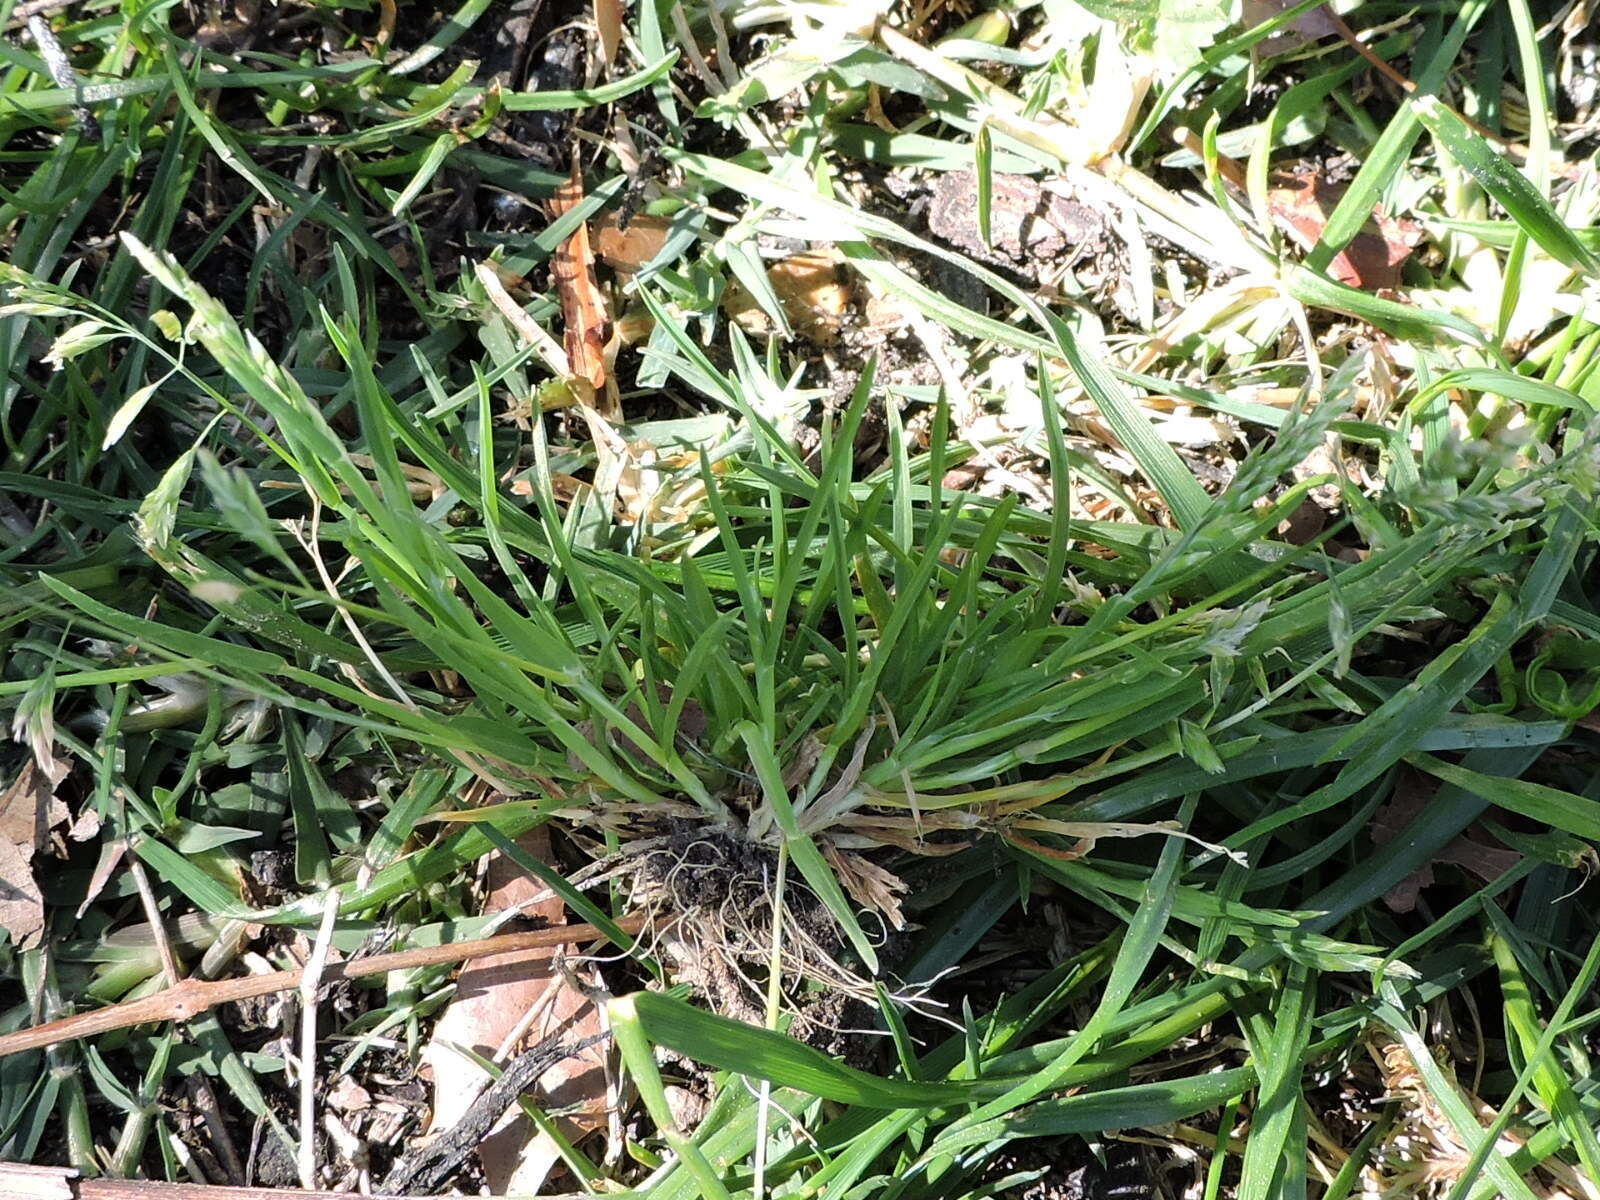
[1268,167,1422,291]
[1241,0,1340,56]
[0,755,70,949]
[548,160,619,418]
[0,757,69,849]
[421,825,608,1194]
[722,251,852,345]
[594,211,673,275]
[595,0,624,68]
[0,839,44,949]
[926,169,1111,270]
[822,844,908,931]
[1369,772,1523,914]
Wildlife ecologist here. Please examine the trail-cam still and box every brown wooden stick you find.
[0,917,645,1060]
[0,1162,408,1199]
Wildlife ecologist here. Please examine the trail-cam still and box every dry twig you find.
[378,1032,611,1194]
[0,917,645,1060]
[0,1163,403,1199]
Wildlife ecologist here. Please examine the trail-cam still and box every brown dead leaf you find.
[511,472,584,503]
[925,169,1112,271]
[822,844,908,931]
[0,758,69,849]
[862,287,912,334]
[67,806,101,842]
[0,840,44,949]
[421,825,608,1194]
[1370,770,1524,914]
[595,0,624,68]
[0,755,71,949]
[723,251,852,345]
[1268,167,1422,291]
[1276,497,1328,546]
[593,212,673,275]
[548,160,618,418]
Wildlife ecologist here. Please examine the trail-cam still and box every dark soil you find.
[986,1139,1170,1200]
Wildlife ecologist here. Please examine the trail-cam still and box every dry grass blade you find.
[296,890,341,1189]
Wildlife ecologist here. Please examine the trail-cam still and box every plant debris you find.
[381,1033,609,1195]
[0,753,70,949]
[420,826,608,1193]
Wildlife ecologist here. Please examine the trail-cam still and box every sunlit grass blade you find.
[1412,95,1600,278]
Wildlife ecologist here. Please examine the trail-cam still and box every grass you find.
[2,0,1600,1195]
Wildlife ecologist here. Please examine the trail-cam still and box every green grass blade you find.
[625,990,984,1107]
[1412,95,1600,278]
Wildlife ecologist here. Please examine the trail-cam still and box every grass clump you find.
[3,0,1600,1196]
